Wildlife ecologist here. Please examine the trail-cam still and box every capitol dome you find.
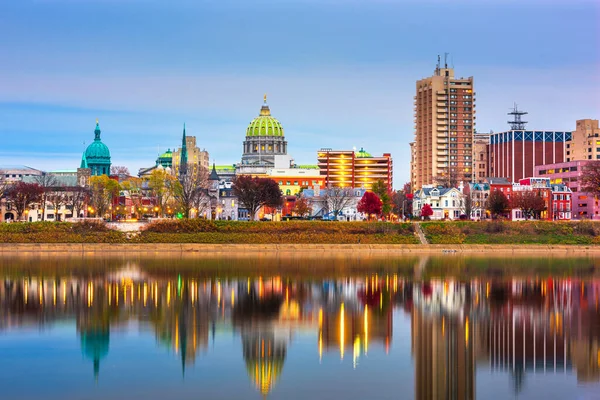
[83,121,112,176]
[245,96,284,137]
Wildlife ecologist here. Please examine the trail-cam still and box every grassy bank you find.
[421,220,600,245]
[0,220,419,244]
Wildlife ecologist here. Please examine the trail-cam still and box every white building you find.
[302,187,367,221]
[413,187,464,220]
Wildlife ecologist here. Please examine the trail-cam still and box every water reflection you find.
[0,256,599,399]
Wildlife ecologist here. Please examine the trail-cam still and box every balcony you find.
[437,114,448,119]
[437,102,446,107]
[437,138,448,144]
[437,120,448,126]
[437,126,448,132]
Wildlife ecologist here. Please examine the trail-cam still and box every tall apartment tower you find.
[411,57,475,190]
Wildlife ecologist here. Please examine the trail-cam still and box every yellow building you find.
[267,167,324,195]
[565,119,600,162]
[317,148,393,191]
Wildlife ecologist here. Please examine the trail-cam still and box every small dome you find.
[246,97,284,137]
[356,147,372,158]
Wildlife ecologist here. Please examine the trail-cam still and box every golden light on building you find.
[317,148,393,191]
[143,283,148,306]
[62,281,66,305]
[53,282,56,306]
[231,288,235,307]
[167,282,171,306]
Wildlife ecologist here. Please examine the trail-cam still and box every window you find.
[444,200,448,207]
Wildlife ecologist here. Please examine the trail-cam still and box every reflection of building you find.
[242,330,287,396]
[411,308,474,400]
[317,148,393,191]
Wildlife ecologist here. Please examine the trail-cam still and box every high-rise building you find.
[317,148,393,191]
[411,57,475,190]
[565,119,600,162]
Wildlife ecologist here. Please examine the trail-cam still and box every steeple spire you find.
[180,123,188,176]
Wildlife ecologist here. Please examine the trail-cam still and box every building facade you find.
[535,160,598,219]
[413,187,464,220]
[317,148,393,191]
[488,130,570,183]
[411,59,475,190]
[302,187,368,221]
[472,132,489,183]
[172,125,209,177]
[267,168,325,196]
[565,119,600,162]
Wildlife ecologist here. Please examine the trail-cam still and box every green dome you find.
[85,122,111,164]
[159,149,173,159]
[246,99,284,137]
[356,147,372,158]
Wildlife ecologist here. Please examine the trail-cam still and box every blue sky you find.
[0,0,598,187]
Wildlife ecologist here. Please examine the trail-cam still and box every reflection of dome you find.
[246,97,284,137]
[356,147,372,158]
[81,328,110,380]
[243,331,286,396]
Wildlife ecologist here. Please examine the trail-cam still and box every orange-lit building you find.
[317,148,393,191]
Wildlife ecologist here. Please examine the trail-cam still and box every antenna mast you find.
[507,103,528,130]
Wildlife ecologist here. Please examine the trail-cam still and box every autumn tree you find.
[486,189,510,219]
[4,182,44,221]
[147,169,176,217]
[392,182,413,218]
[511,191,546,220]
[89,175,120,219]
[33,173,58,221]
[580,161,600,195]
[293,197,312,217]
[357,191,382,219]
[371,179,391,217]
[421,204,433,220]
[173,168,210,218]
[232,176,283,221]
[48,187,69,221]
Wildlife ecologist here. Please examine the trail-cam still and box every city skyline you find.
[0,0,599,187]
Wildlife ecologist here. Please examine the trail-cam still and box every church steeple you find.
[180,123,188,176]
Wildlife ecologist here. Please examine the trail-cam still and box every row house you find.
[413,187,464,220]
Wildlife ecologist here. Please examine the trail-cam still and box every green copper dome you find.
[356,147,372,158]
[85,122,111,163]
[246,97,284,137]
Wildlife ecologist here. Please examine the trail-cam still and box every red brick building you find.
[488,130,571,183]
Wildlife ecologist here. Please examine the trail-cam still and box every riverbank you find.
[2,243,600,254]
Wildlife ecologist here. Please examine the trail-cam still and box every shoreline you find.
[2,243,600,254]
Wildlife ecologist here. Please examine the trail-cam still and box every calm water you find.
[0,254,599,400]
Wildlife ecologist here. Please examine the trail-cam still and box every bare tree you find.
[4,182,44,221]
[110,166,131,177]
[322,186,354,217]
[48,187,69,221]
[511,190,546,220]
[433,169,459,189]
[173,168,209,218]
[33,173,58,221]
[65,187,89,219]
[460,192,473,219]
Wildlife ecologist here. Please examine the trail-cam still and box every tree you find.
[173,168,210,218]
[580,161,600,194]
[511,190,546,220]
[461,192,473,219]
[0,170,7,200]
[121,177,145,218]
[433,169,459,189]
[4,182,44,221]
[232,176,283,221]
[48,187,68,221]
[322,185,353,217]
[486,189,510,218]
[110,166,130,177]
[89,175,120,219]
[147,169,176,217]
[293,197,311,217]
[65,187,89,219]
[392,182,413,219]
[371,179,391,217]
[357,191,382,219]
[421,203,433,220]
[33,173,58,221]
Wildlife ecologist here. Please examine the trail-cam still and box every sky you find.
[0,0,598,187]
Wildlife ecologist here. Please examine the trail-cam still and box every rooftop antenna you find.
[435,54,441,75]
[444,52,449,69]
[508,103,528,130]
